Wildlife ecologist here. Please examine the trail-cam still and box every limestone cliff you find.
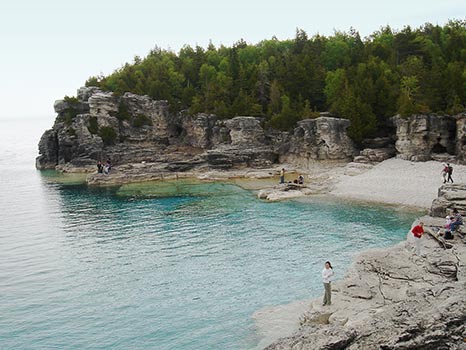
[36,87,356,172]
[394,114,465,162]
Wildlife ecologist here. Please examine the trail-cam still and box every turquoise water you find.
[0,119,420,350]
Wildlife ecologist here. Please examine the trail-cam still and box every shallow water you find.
[0,118,421,350]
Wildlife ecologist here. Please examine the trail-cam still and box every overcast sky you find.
[0,0,464,120]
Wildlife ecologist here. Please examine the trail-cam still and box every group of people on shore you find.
[411,208,463,255]
[279,168,304,185]
[441,163,454,183]
[97,160,112,174]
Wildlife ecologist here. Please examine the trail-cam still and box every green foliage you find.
[67,127,76,136]
[88,116,99,134]
[99,126,117,145]
[115,100,131,121]
[62,95,80,125]
[82,20,466,140]
[132,114,152,127]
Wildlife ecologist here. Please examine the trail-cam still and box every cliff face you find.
[36,87,356,171]
[394,114,465,162]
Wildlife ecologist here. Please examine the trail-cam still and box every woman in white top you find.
[322,261,334,306]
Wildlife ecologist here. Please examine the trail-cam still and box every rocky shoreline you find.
[257,184,466,350]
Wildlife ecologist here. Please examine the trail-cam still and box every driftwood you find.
[424,227,453,249]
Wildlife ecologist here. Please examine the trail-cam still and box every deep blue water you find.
[0,118,420,350]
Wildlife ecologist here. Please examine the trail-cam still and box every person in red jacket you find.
[411,222,424,256]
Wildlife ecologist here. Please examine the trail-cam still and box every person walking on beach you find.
[441,163,448,183]
[322,261,334,306]
[411,221,424,256]
[446,163,454,183]
[280,168,285,184]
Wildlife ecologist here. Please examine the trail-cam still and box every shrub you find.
[67,127,76,136]
[99,126,117,145]
[62,95,80,125]
[115,100,131,120]
[132,114,152,127]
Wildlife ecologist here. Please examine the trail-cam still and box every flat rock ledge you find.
[263,187,466,350]
[265,228,465,350]
[86,163,280,186]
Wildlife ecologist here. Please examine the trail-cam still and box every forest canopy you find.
[85,20,466,142]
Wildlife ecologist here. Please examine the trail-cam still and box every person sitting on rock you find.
[97,161,103,174]
[450,209,463,233]
[298,175,304,185]
[444,216,453,240]
[106,159,112,172]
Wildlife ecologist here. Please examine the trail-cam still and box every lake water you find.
[0,118,420,350]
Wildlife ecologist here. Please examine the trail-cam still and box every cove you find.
[0,178,421,350]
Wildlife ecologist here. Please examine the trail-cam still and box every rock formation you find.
[264,185,466,349]
[394,114,457,162]
[456,112,466,163]
[430,183,466,217]
[36,87,356,173]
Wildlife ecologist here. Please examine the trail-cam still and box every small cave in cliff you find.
[431,142,448,154]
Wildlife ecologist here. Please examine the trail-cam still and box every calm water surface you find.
[0,118,421,349]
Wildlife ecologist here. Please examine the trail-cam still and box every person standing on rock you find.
[97,161,103,174]
[280,168,285,184]
[411,222,424,256]
[446,163,454,183]
[322,261,334,306]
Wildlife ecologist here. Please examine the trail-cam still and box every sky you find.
[0,0,464,120]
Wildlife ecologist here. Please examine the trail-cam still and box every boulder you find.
[354,147,396,164]
[430,183,466,217]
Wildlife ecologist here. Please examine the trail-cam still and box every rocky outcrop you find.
[353,147,396,164]
[290,118,356,160]
[456,113,466,163]
[278,118,356,168]
[263,182,466,350]
[430,183,466,217]
[265,214,466,349]
[394,114,457,162]
[37,87,356,173]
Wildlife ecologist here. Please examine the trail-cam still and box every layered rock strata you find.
[36,87,356,173]
[394,114,460,162]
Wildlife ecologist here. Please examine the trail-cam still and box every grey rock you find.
[455,113,466,164]
[394,114,456,161]
[430,183,466,217]
[285,117,356,161]
[37,88,355,173]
